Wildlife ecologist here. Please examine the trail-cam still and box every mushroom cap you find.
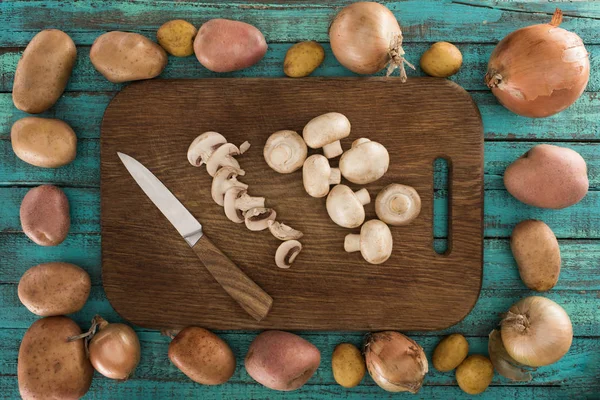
[302,154,340,198]
[187,131,227,167]
[375,184,422,226]
[275,240,303,269]
[223,187,247,223]
[339,139,389,184]
[326,185,368,228]
[244,207,277,231]
[263,130,308,174]
[211,166,248,206]
[267,220,303,241]
[302,112,351,149]
[359,219,393,264]
[206,143,242,177]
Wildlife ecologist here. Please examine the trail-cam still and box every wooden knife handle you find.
[192,235,273,321]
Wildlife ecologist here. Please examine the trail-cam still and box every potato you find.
[504,144,588,209]
[157,19,197,57]
[20,185,70,246]
[284,41,325,78]
[245,330,320,391]
[11,117,77,168]
[90,31,168,83]
[511,220,561,291]
[13,29,76,113]
[18,262,90,316]
[432,333,469,372]
[18,316,93,400]
[420,42,462,78]
[194,19,267,72]
[331,343,365,388]
[455,355,494,395]
[168,327,235,385]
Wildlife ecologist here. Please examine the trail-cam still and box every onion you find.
[364,331,428,393]
[485,8,589,118]
[488,329,533,382]
[500,296,572,367]
[329,2,414,81]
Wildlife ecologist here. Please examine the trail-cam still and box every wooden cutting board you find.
[101,78,483,331]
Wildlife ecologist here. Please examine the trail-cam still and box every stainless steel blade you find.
[117,152,203,246]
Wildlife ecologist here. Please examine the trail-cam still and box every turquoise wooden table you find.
[1,1,599,398]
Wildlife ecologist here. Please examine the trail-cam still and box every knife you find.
[117,152,273,321]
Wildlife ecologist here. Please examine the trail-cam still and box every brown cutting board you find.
[101,78,483,331]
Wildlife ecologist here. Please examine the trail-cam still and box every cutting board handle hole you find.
[433,157,450,255]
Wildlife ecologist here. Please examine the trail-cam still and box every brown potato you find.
[511,220,561,291]
[11,117,77,168]
[18,317,93,400]
[90,31,167,83]
[245,330,320,391]
[194,19,267,72]
[18,262,90,316]
[455,355,494,395]
[420,42,462,78]
[13,29,76,113]
[504,144,588,209]
[157,20,197,57]
[20,185,70,246]
[284,41,325,78]
[432,333,469,372]
[168,327,235,385]
[332,343,365,388]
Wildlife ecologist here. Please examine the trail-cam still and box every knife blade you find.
[117,152,273,321]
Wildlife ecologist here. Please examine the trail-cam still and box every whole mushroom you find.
[344,220,393,264]
[267,220,303,241]
[211,166,248,206]
[326,185,370,228]
[206,143,243,177]
[303,154,341,198]
[244,207,277,231]
[375,184,421,226]
[275,240,303,269]
[187,131,227,167]
[263,130,307,174]
[223,187,265,223]
[303,112,351,158]
[339,138,389,184]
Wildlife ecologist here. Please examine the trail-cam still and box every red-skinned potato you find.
[194,19,267,72]
[245,330,321,391]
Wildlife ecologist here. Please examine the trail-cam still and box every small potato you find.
[13,29,76,113]
[20,185,70,246]
[90,31,167,83]
[18,262,90,316]
[284,41,325,78]
[245,330,321,391]
[420,42,462,78]
[157,19,198,57]
[332,343,365,388]
[432,334,469,372]
[168,327,235,385]
[455,355,494,395]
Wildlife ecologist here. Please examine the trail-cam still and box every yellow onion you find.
[485,9,589,118]
[329,2,413,81]
[364,331,428,393]
[500,297,572,367]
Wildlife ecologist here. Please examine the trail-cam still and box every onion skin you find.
[488,329,533,382]
[88,318,141,380]
[364,331,428,393]
[485,9,589,118]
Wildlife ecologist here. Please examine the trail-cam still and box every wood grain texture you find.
[100,78,483,330]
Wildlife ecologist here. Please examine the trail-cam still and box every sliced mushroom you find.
[267,220,303,241]
[223,187,266,223]
[187,131,227,167]
[344,219,393,264]
[375,184,422,226]
[339,138,389,184]
[302,154,341,198]
[275,240,303,269]
[326,184,370,228]
[244,207,277,231]
[206,143,243,177]
[263,130,308,174]
[239,141,251,154]
[211,166,248,206]
[303,112,351,158]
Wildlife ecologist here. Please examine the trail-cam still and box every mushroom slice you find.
[344,219,393,264]
[206,143,243,177]
[375,184,421,226]
[302,154,341,198]
[339,138,389,184]
[244,207,277,231]
[239,141,251,154]
[187,131,227,167]
[326,184,370,228]
[263,130,308,174]
[211,166,248,206]
[303,112,351,158]
[275,240,303,269]
[223,187,266,223]
[267,220,303,241]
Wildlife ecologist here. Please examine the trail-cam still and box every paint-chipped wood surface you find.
[0,0,599,398]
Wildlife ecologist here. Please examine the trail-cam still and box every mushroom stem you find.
[329,168,342,185]
[344,234,361,253]
[354,188,371,205]
[323,141,343,159]
[236,193,265,211]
